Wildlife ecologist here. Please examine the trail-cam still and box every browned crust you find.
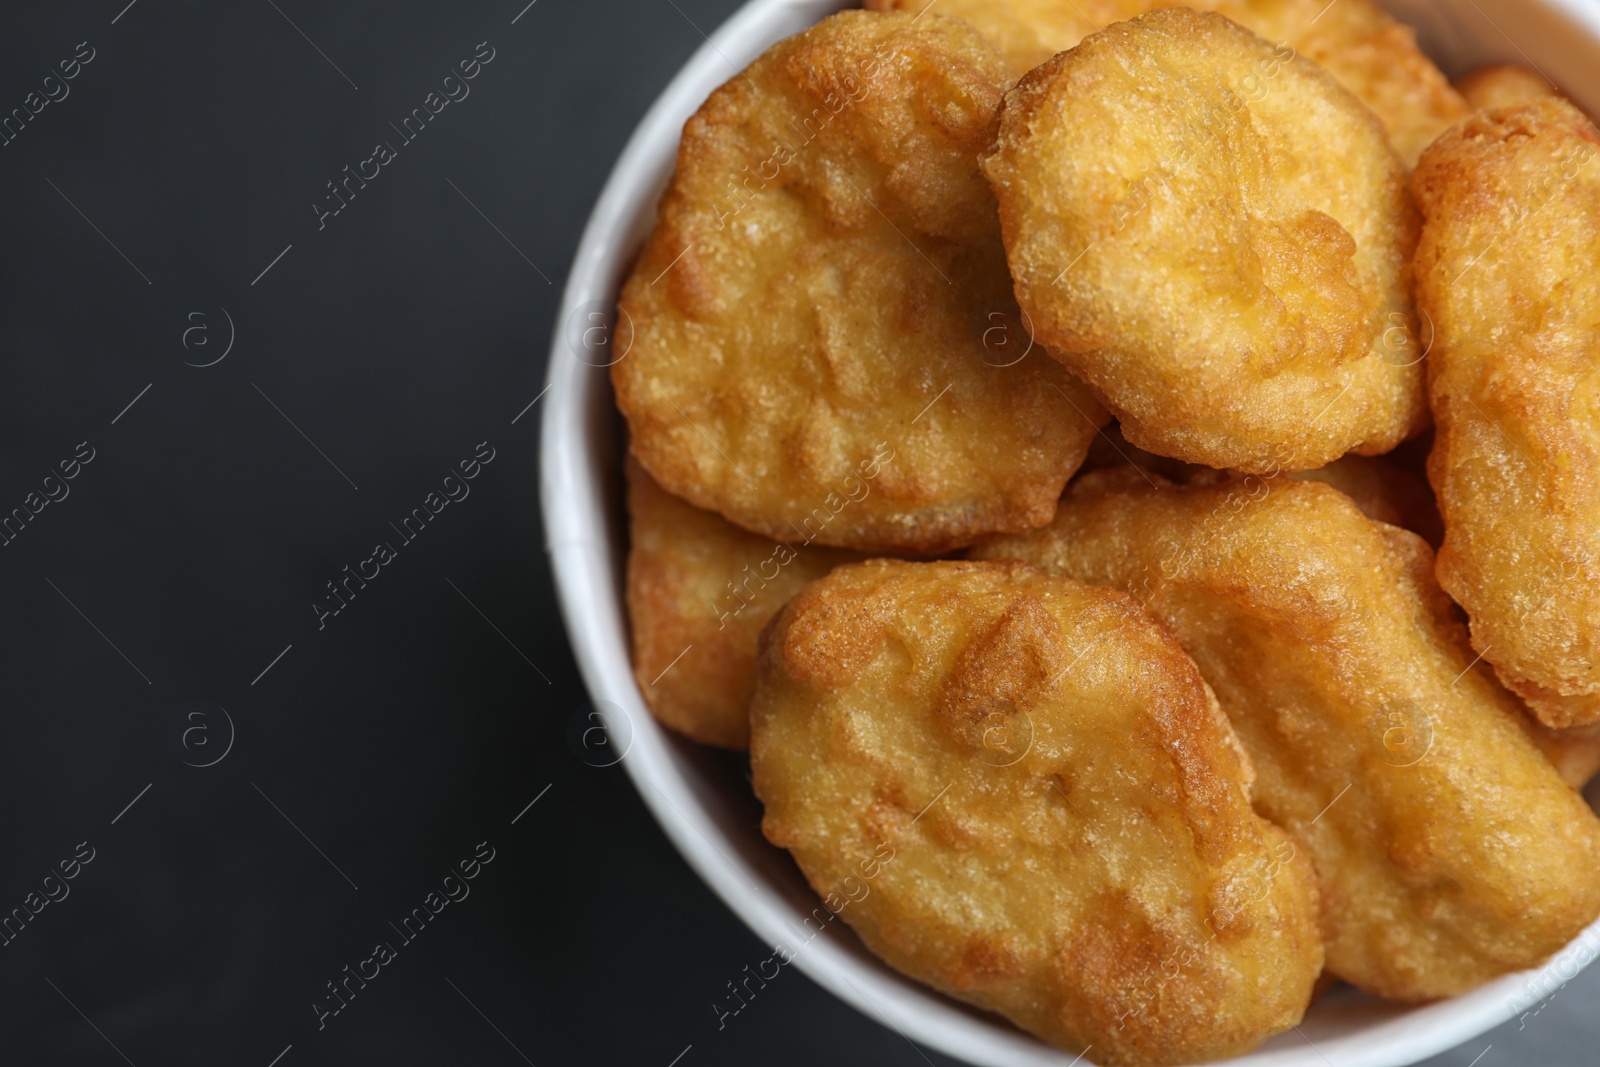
[1287,454,1443,545]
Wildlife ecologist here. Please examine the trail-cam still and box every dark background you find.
[0,2,1590,1065]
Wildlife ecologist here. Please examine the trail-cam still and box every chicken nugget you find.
[1454,63,1564,111]
[614,11,1105,554]
[1413,98,1600,727]
[975,471,1600,1000]
[983,9,1427,474]
[871,0,1467,165]
[624,459,865,748]
[752,559,1321,1066]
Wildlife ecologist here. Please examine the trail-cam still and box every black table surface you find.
[0,2,1592,1064]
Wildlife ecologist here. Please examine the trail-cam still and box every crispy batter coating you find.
[751,559,1321,1066]
[982,9,1427,474]
[867,0,1137,71]
[869,0,1467,165]
[1090,441,1443,541]
[624,460,864,748]
[1287,454,1442,545]
[614,11,1106,554]
[1522,720,1600,790]
[1413,98,1600,727]
[1455,64,1564,111]
[1233,0,1467,167]
[974,471,1600,1000]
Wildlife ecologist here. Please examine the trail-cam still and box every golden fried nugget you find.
[1288,454,1442,545]
[1455,64,1564,111]
[752,559,1321,1066]
[975,471,1600,1000]
[614,11,1105,554]
[1413,98,1600,727]
[983,9,1427,474]
[871,0,1467,164]
[625,459,863,749]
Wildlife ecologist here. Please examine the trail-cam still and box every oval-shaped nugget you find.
[625,459,865,748]
[751,559,1321,1067]
[982,8,1426,473]
[872,0,1467,165]
[614,11,1106,554]
[1413,97,1600,728]
[976,472,1600,1000]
